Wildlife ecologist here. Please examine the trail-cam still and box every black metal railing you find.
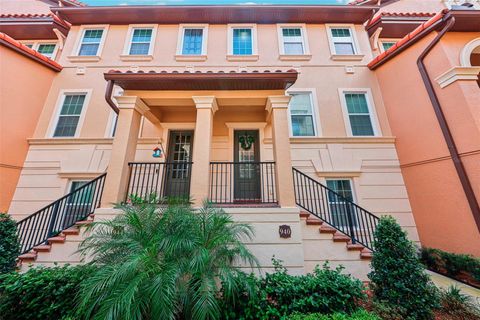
[292,168,379,251]
[209,162,277,205]
[16,173,106,255]
[126,162,193,203]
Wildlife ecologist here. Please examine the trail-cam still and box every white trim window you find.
[329,27,357,55]
[288,92,316,137]
[340,91,379,137]
[379,40,397,53]
[179,26,207,55]
[78,28,105,56]
[278,25,308,55]
[52,94,87,137]
[326,179,357,228]
[127,27,154,55]
[228,25,257,56]
[21,41,58,59]
[37,43,57,58]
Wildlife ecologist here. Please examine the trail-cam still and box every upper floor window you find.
[78,29,104,56]
[329,27,356,55]
[182,29,204,55]
[233,28,253,55]
[53,94,87,137]
[128,28,153,55]
[37,44,56,58]
[381,41,396,52]
[341,91,379,137]
[288,93,316,137]
[277,25,310,57]
[227,24,257,59]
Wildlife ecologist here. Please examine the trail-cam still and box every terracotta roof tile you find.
[368,10,446,69]
[0,32,62,71]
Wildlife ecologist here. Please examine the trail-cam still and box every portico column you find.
[190,96,217,206]
[266,95,296,207]
[101,96,149,207]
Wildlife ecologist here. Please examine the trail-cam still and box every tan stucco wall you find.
[374,32,480,256]
[0,47,56,212]
[10,21,418,264]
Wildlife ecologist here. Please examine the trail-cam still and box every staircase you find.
[292,168,379,252]
[16,173,106,262]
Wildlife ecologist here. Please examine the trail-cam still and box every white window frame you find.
[378,38,398,53]
[71,25,109,58]
[338,88,381,137]
[277,24,310,56]
[21,40,59,59]
[122,24,157,57]
[176,24,208,56]
[326,24,363,59]
[286,89,322,138]
[227,24,258,60]
[325,178,358,227]
[48,89,92,138]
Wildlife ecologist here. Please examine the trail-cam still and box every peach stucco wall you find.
[9,21,418,246]
[374,32,480,256]
[0,46,56,212]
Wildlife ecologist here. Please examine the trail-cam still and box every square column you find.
[101,96,149,207]
[190,96,217,206]
[266,96,296,207]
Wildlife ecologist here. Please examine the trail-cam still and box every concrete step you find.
[319,225,337,234]
[33,244,51,252]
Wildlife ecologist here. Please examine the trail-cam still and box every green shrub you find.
[220,259,367,320]
[368,216,439,320]
[437,286,480,320]
[0,213,19,273]
[420,247,480,284]
[289,310,380,320]
[0,264,96,320]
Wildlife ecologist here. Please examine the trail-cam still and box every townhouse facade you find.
[0,0,478,278]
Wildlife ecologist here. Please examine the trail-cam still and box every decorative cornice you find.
[435,66,480,88]
[28,138,160,145]
[264,136,396,144]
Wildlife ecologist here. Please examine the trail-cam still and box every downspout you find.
[105,80,119,114]
[417,14,480,232]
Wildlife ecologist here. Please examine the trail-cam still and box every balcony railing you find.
[16,173,106,254]
[126,162,192,203]
[209,162,277,205]
[293,168,379,250]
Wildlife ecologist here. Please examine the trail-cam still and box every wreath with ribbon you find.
[239,135,255,150]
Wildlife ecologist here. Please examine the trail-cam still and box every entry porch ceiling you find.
[105,70,298,91]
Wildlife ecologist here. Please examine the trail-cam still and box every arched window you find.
[460,38,480,67]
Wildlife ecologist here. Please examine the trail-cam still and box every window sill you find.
[226,54,259,62]
[119,54,153,62]
[175,54,207,62]
[67,55,101,62]
[330,54,364,61]
[279,54,312,61]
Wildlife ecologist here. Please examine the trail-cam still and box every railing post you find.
[47,201,61,238]
[346,203,356,244]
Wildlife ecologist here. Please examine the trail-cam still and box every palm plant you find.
[77,201,258,320]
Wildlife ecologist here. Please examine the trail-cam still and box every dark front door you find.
[234,130,261,202]
[164,131,193,199]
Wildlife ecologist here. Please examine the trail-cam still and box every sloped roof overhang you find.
[53,5,378,25]
[0,14,69,40]
[366,13,435,38]
[104,70,298,91]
